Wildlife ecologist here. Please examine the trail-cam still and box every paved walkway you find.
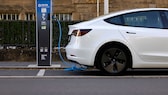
[0,61,77,69]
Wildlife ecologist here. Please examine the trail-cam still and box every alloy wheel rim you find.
[101,48,127,73]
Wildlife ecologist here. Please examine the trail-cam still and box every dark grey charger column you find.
[36,0,52,66]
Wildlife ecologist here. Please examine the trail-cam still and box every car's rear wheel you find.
[97,44,129,75]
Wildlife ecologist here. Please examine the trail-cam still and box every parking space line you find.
[37,69,45,76]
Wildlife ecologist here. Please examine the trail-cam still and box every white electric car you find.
[66,8,168,75]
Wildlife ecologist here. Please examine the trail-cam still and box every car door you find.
[119,10,168,68]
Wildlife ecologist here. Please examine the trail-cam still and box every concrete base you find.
[28,64,61,68]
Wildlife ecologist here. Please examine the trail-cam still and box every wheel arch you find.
[94,41,133,69]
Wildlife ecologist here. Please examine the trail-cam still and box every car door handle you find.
[126,32,136,34]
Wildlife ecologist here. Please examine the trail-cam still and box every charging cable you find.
[55,18,87,71]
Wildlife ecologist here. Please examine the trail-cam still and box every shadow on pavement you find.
[45,69,168,76]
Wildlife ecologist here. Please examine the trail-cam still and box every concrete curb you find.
[0,66,67,70]
[0,75,168,79]
[0,61,73,69]
[0,64,90,70]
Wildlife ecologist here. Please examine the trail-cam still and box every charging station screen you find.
[36,0,52,66]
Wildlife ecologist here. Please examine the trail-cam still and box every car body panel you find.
[119,26,168,68]
[66,21,126,66]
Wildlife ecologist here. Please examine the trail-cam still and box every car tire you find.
[97,44,129,75]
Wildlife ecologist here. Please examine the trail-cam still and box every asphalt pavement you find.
[1,62,168,95]
[0,61,168,77]
[0,77,168,95]
[0,67,168,77]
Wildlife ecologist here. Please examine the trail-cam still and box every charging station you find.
[35,0,87,70]
[36,0,52,66]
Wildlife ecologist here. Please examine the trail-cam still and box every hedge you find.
[0,21,80,48]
